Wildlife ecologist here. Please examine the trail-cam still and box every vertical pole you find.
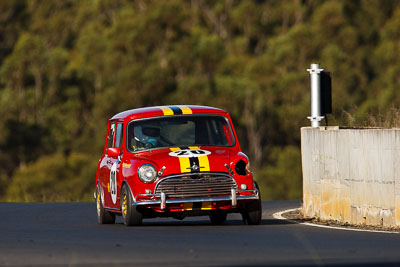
[307,63,324,127]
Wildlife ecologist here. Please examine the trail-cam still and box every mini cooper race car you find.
[95,105,261,226]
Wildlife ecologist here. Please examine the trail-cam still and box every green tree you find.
[2,0,400,201]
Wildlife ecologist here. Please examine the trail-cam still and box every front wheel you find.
[242,182,262,225]
[96,184,115,224]
[121,185,142,226]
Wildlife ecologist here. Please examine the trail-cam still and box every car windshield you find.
[127,115,235,152]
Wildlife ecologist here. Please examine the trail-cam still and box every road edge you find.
[272,208,399,234]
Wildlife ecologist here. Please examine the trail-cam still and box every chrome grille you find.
[155,173,237,198]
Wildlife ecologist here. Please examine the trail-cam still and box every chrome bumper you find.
[132,189,259,210]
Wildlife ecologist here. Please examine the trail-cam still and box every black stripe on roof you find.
[169,106,182,115]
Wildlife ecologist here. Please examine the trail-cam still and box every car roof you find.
[110,105,228,121]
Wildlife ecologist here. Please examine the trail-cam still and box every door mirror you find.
[107,147,121,157]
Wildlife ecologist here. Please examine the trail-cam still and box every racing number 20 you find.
[169,149,211,158]
[176,150,205,156]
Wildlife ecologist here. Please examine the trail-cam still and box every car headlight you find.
[138,164,157,183]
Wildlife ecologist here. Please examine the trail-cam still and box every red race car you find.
[95,105,261,226]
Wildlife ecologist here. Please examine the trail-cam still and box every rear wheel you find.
[209,211,227,225]
[121,185,142,226]
[96,185,115,224]
[242,182,262,225]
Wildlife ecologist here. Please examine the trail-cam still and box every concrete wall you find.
[301,127,400,227]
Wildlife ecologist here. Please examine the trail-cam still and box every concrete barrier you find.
[301,126,400,227]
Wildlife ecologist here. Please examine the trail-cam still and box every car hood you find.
[130,147,233,175]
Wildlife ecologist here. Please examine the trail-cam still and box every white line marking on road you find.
[272,208,399,234]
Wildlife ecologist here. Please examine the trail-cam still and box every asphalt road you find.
[0,201,399,266]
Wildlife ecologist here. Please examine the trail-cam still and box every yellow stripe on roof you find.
[160,106,174,116]
[178,105,192,114]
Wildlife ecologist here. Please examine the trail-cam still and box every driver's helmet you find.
[141,126,160,147]
[146,138,158,147]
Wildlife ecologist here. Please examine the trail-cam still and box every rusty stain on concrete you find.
[396,199,400,226]
[302,127,400,227]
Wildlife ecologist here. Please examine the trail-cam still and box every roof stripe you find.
[178,105,193,114]
[160,106,174,116]
[169,106,182,115]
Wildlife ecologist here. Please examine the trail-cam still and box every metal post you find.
[160,192,166,210]
[307,63,325,127]
[231,188,237,207]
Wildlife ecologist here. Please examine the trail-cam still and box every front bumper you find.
[133,188,259,210]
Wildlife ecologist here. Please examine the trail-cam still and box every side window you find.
[115,123,123,148]
[107,122,116,149]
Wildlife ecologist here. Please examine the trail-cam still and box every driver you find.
[141,126,160,148]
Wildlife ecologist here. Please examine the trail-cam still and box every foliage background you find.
[1,0,399,201]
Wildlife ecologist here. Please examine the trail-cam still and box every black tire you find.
[209,210,227,225]
[96,184,115,224]
[242,182,262,225]
[121,185,142,226]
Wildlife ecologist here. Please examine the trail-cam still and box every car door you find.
[108,122,123,209]
[99,121,115,208]
[104,121,123,209]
